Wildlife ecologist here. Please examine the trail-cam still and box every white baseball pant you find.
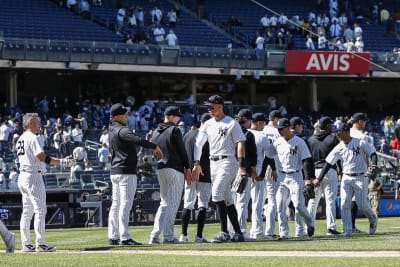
[18,171,47,246]
[183,181,212,210]
[264,169,279,237]
[0,220,13,243]
[150,168,184,241]
[210,157,238,205]
[340,174,377,234]
[307,168,339,231]
[276,172,313,238]
[229,174,251,235]
[249,179,266,238]
[108,174,137,241]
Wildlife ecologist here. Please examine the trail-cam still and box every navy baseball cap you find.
[237,108,253,120]
[276,118,290,129]
[290,116,303,127]
[319,116,334,129]
[269,110,281,120]
[205,95,224,105]
[252,112,266,122]
[352,112,367,122]
[164,106,181,116]
[332,123,351,132]
[110,103,128,116]
[200,113,211,123]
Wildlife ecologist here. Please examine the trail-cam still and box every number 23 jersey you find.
[16,131,46,173]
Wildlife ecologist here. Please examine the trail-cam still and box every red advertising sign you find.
[285,51,370,74]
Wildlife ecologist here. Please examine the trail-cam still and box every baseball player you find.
[317,123,378,236]
[108,103,163,246]
[228,109,258,240]
[269,118,315,239]
[307,116,341,235]
[192,95,246,243]
[149,106,192,244]
[350,112,374,233]
[248,112,277,239]
[179,113,212,243]
[0,220,15,253]
[262,110,282,239]
[17,113,73,252]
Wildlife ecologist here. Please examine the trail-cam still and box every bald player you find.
[262,110,282,239]
[317,123,378,236]
[17,113,73,252]
[193,95,246,243]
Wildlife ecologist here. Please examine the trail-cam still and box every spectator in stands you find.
[389,135,400,150]
[344,38,355,52]
[71,123,83,145]
[69,160,83,184]
[338,12,348,27]
[79,0,91,19]
[178,121,185,136]
[123,34,134,44]
[260,14,270,34]
[52,128,63,152]
[334,37,345,51]
[380,7,390,25]
[84,161,93,172]
[269,14,278,33]
[353,22,363,39]
[38,96,49,122]
[254,31,265,60]
[383,115,394,142]
[0,120,13,152]
[75,113,88,139]
[301,19,311,37]
[135,6,144,28]
[8,167,18,191]
[343,23,354,41]
[305,34,315,50]
[317,32,327,50]
[67,0,78,13]
[278,12,288,31]
[135,26,147,44]
[354,36,364,52]
[165,30,178,47]
[151,6,163,25]
[153,25,166,45]
[0,169,6,190]
[59,136,74,159]
[329,20,342,39]
[127,7,137,30]
[116,7,126,35]
[62,126,72,142]
[276,31,285,47]
[99,127,109,148]
[73,146,88,163]
[98,143,109,170]
[167,8,178,28]
[378,136,391,155]
[265,30,276,46]
[285,31,295,50]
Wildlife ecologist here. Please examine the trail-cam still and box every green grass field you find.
[1,217,400,266]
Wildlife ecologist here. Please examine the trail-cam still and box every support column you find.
[6,71,18,107]
[190,76,197,104]
[249,82,256,104]
[309,78,318,112]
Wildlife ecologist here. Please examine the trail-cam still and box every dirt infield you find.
[55,250,400,257]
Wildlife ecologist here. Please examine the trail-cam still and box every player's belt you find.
[21,169,42,173]
[210,155,229,161]
[344,173,365,177]
[281,170,299,174]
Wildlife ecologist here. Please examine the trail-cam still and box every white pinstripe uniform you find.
[262,125,281,237]
[195,116,245,205]
[269,135,313,238]
[325,137,377,235]
[17,130,48,247]
[247,128,274,238]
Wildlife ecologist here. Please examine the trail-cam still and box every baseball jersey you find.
[195,116,245,159]
[268,135,312,173]
[248,129,274,175]
[17,131,46,173]
[262,125,281,144]
[350,128,373,146]
[325,137,376,174]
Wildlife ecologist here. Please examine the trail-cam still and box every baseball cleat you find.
[211,232,231,243]
[352,228,364,234]
[277,236,289,241]
[327,229,341,235]
[369,218,378,235]
[36,244,56,252]
[120,239,142,246]
[178,234,188,243]
[231,233,245,242]
[194,236,208,243]
[261,235,274,240]
[307,226,315,237]
[108,239,120,245]
[21,244,36,253]
[162,238,181,244]
[148,237,160,245]
[242,233,255,241]
[5,233,15,253]
[340,232,352,237]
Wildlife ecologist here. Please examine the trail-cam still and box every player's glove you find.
[303,183,315,199]
[60,156,75,168]
[232,172,248,194]
[367,166,378,181]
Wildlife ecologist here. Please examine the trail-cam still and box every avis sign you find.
[285,51,370,74]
